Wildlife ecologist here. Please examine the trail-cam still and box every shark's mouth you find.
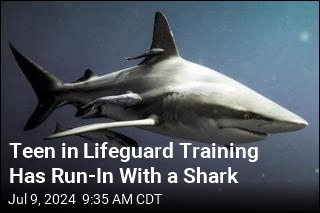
[219,125,268,138]
[234,127,267,137]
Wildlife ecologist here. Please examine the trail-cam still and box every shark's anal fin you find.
[45,115,159,139]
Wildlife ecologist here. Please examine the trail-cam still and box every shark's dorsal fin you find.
[151,12,179,56]
[74,69,97,83]
[139,12,179,65]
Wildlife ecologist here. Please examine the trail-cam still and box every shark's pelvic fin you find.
[139,11,179,65]
[45,115,159,139]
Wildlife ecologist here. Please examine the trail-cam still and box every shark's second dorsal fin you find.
[74,69,97,83]
[139,12,179,65]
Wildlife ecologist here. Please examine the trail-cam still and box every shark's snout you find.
[286,116,309,129]
[257,105,308,134]
[233,86,309,135]
[262,115,308,134]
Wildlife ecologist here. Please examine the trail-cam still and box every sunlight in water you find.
[299,30,310,42]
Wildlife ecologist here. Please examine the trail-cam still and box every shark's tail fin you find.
[9,42,63,130]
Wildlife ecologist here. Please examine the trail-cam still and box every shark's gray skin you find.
[10,12,308,146]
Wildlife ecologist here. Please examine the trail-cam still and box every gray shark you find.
[9,12,308,146]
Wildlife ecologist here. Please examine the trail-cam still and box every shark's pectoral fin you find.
[53,122,138,147]
[45,115,159,139]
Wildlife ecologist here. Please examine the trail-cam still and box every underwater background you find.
[1,1,319,212]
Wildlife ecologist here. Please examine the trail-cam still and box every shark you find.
[9,11,308,147]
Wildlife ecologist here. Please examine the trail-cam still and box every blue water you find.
[1,1,318,211]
